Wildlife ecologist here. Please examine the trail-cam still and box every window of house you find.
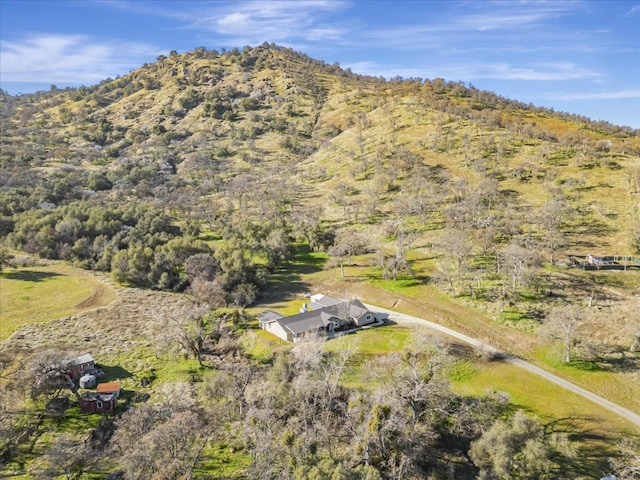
[96,400,103,409]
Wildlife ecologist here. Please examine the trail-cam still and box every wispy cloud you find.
[202,1,350,43]
[112,0,352,44]
[345,60,601,83]
[457,5,572,31]
[548,90,640,101]
[475,62,601,81]
[0,34,161,84]
[362,2,578,49]
[624,5,640,16]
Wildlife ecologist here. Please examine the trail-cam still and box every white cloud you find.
[188,0,350,43]
[0,34,161,84]
[307,27,344,41]
[217,12,252,31]
[548,90,640,101]
[624,5,640,16]
[480,62,601,81]
[345,60,601,83]
[362,1,577,48]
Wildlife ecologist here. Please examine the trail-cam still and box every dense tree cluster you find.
[102,335,575,480]
[4,201,279,301]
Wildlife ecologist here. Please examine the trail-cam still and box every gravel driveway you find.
[365,303,640,428]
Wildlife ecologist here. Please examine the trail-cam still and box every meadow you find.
[0,263,116,341]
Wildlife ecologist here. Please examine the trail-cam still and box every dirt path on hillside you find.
[75,285,105,308]
[365,303,640,428]
[0,284,192,366]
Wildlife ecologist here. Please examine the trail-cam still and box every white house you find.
[258,295,377,342]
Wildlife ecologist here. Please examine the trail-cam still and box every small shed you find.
[97,381,121,399]
[80,392,117,414]
[70,353,95,379]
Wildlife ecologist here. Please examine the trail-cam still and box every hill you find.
[1,44,639,479]
[2,43,639,343]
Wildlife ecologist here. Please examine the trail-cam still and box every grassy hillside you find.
[0,263,116,341]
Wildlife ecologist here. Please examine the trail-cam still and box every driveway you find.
[365,303,640,428]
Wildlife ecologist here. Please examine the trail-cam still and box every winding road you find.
[364,303,640,428]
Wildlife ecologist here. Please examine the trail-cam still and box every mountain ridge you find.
[1,43,639,285]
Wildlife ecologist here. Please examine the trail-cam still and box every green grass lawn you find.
[0,264,116,341]
[262,247,640,417]
[533,345,640,413]
[451,359,640,478]
[195,443,251,479]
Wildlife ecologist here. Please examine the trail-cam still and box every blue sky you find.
[1,0,639,128]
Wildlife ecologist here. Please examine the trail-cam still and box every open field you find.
[0,263,117,341]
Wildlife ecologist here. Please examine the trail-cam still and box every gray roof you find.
[282,315,329,335]
[309,294,343,308]
[348,300,370,320]
[257,310,284,323]
[74,354,94,365]
[277,300,371,336]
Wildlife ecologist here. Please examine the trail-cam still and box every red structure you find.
[96,381,121,398]
[80,392,117,414]
[69,353,95,379]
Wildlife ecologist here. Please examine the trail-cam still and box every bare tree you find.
[543,305,587,363]
[189,276,227,306]
[31,434,97,480]
[499,240,541,297]
[168,305,215,366]
[609,438,640,480]
[112,404,206,480]
[625,298,640,353]
[327,229,367,278]
[0,247,13,272]
[537,195,571,264]
[26,350,79,402]
[371,336,452,427]
[437,227,472,296]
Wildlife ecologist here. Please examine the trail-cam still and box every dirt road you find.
[365,303,640,428]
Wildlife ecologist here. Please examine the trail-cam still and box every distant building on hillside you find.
[258,294,377,342]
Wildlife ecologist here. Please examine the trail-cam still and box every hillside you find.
[2,44,639,340]
[1,44,640,479]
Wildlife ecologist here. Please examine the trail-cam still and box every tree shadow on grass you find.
[541,414,640,478]
[100,364,133,381]
[552,420,631,478]
[262,246,327,302]
[591,350,640,374]
[2,270,64,282]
